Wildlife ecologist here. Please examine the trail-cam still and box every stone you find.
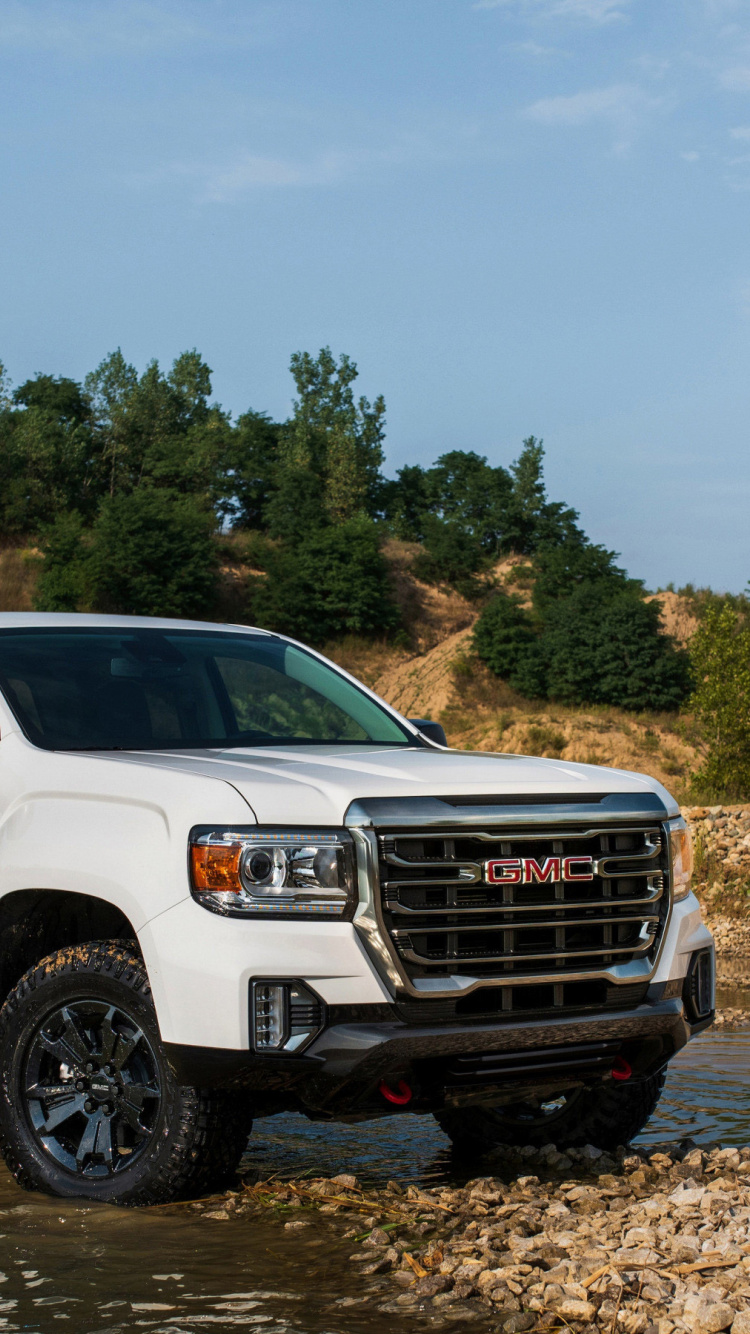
[360,1254,395,1275]
[731,1313,750,1334]
[498,1314,536,1332]
[413,1273,452,1297]
[364,1227,391,1247]
[331,1174,358,1190]
[683,1295,735,1333]
[454,1260,486,1281]
[558,1298,597,1321]
[452,1279,477,1299]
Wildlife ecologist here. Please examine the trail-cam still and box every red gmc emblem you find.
[485,856,594,885]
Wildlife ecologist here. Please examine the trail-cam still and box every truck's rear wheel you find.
[436,1071,666,1157]
[0,942,252,1205]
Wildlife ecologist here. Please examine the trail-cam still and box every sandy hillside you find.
[328,574,702,799]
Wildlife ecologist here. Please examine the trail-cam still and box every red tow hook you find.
[612,1056,632,1082]
[379,1079,412,1105]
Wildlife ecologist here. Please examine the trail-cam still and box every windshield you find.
[0,628,413,751]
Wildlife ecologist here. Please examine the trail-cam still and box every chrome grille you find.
[377,824,668,985]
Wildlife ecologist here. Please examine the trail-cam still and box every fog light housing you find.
[683,948,714,1022]
[250,979,324,1054]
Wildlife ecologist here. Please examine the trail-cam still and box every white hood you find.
[102,744,676,825]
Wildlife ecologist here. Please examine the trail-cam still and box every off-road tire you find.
[0,941,252,1205]
[436,1071,667,1157]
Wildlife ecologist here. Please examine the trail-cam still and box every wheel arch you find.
[0,889,141,1003]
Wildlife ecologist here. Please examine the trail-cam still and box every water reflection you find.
[0,1024,748,1331]
[638,1023,750,1146]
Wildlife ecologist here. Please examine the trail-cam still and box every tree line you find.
[0,345,690,714]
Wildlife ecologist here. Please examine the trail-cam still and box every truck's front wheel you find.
[436,1072,666,1157]
[0,942,252,1205]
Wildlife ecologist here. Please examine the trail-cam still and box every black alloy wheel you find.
[0,941,253,1204]
[24,999,161,1179]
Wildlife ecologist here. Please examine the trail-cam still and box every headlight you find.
[189,827,356,918]
[668,817,693,902]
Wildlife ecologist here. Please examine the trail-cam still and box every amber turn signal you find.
[190,843,242,892]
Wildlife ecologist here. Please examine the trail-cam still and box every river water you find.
[1,1012,749,1334]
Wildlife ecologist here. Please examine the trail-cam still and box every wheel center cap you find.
[88,1078,114,1101]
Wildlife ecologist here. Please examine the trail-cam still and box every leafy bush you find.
[249,517,400,646]
[34,512,91,612]
[474,582,691,712]
[542,586,691,711]
[87,488,218,618]
[472,592,547,697]
[689,603,750,799]
[532,540,633,613]
[411,516,485,598]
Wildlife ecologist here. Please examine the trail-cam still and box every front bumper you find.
[165,988,711,1120]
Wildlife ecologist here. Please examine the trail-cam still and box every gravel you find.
[187,1139,750,1328]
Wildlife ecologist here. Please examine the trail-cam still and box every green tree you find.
[85,349,231,505]
[472,592,547,696]
[250,516,400,645]
[532,540,633,614]
[503,437,582,555]
[0,360,12,409]
[689,603,750,799]
[225,410,281,529]
[34,512,91,612]
[412,516,485,598]
[541,585,691,711]
[0,374,100,533]
[266,348,385,534]
[88,488,218,618]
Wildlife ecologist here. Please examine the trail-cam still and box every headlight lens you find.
[190,827,356,918]
[668,817,693,902]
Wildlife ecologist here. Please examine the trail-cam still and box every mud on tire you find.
[0,941,252,1205]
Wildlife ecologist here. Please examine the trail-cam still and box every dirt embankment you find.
[330,581,702,798]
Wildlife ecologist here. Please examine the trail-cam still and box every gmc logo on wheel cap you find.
[485,856,594,885]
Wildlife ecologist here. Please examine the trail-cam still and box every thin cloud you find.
[730,125,750,138]
[121,132,468,204]
[475,0,630,22]
[720,67,750,91]
[523,82,662,126]
[198,152,349,202]
[0,0,273,56]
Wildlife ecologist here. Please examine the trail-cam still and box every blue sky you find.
[1,0,749,591]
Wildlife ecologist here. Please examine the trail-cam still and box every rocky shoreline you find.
[186,1141,750,1331]
[180,808,750,1330]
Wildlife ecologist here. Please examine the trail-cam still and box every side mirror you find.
[409,718,448,748]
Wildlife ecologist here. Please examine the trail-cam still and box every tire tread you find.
[0,941,251,1205]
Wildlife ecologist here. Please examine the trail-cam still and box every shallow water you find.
[1,1020,749,1332]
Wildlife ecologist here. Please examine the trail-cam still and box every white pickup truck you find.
[0,613,713,1205]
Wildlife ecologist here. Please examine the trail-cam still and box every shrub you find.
[472,593,547,697]
[34,512,91,612]
[89,488,218,618]
[689,603,750,800]
[542,586,691,711]
[411,516,485,597]
[249,516,400,646]
[474,583,691,712]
